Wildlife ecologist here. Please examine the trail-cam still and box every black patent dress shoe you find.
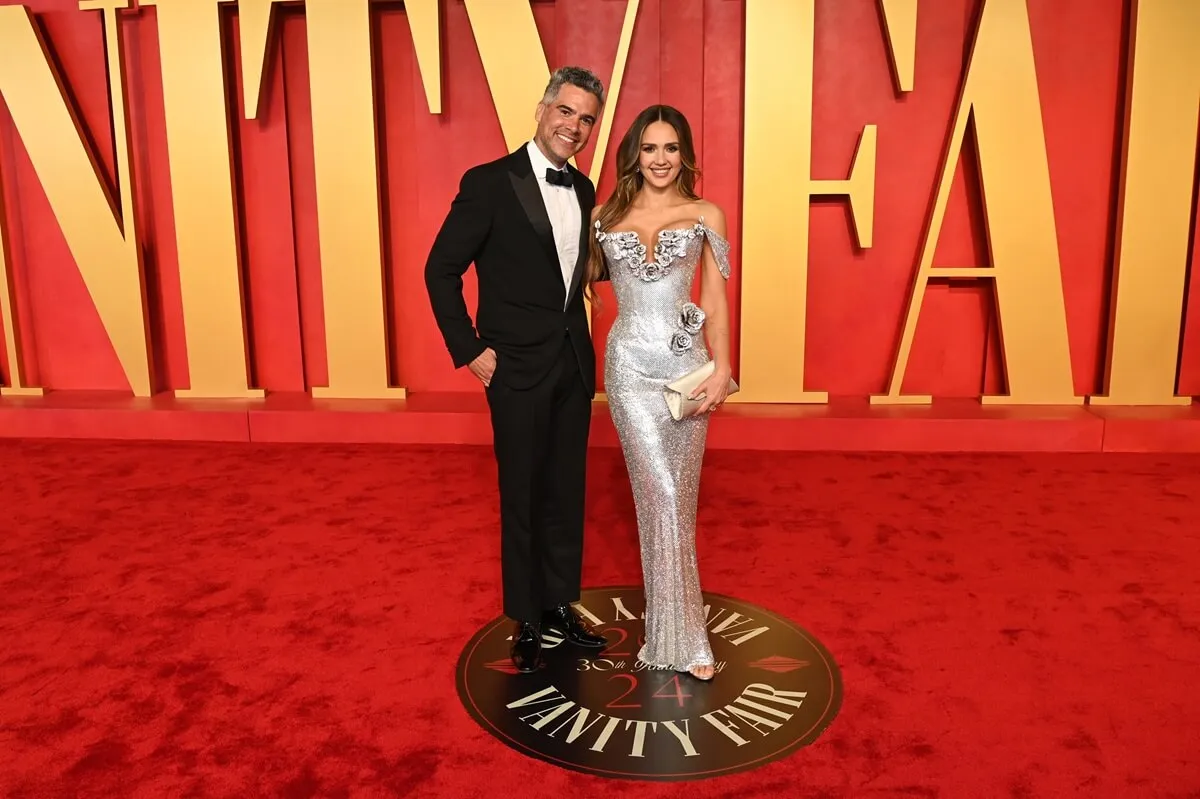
[542,605,608,649]
[510,622,542,673]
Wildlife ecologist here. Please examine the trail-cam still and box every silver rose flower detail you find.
[619,241,646,263]
[655,236,688,268]
[679,302,706,335]
[641,262,664,282]
[669,332,693,355]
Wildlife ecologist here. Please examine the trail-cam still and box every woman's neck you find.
[633,183,684,211]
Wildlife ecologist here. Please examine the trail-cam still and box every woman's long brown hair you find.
[586,105,701,302]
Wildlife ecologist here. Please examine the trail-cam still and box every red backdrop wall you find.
[1,0,1197,399]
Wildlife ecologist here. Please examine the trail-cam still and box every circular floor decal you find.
[455,586,842,781]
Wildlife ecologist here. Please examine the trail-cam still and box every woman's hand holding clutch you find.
[663,360,739,420]
[689,362,734,414]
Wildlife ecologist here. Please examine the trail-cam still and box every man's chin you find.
[554,142,583,161]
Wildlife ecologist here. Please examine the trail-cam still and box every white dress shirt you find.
[526,141,581,306]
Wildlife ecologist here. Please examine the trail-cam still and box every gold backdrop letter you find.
[142,0,262,399]
[462,0,552,152]
[0,167,39,395]
[0,2,151,396]
[1090,0,1200,406]
[877,0,918,93]
[741,0,877,403]
[240,0,441,119]
[873,0,1079,405]
[306,0,403,399]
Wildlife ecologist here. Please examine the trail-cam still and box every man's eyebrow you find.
[556,103,594,123]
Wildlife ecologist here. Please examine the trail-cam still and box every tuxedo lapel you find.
[567,168,591,303]
[507,150,561,277]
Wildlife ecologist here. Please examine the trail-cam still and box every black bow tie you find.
[545,167,573,188]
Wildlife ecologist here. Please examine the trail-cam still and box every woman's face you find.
[638,121,682,189]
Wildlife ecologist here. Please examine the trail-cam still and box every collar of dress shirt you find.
[526,140,570,184]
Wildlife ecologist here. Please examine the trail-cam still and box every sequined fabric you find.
[595,217,732,671]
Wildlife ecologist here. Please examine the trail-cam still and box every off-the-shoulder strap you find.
[697,215,731,279]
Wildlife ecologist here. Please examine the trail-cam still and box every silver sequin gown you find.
[594,217,732,671]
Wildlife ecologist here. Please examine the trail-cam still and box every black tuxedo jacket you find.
[425,146,597,397]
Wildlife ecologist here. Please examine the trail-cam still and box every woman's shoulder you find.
[689,198,726,230]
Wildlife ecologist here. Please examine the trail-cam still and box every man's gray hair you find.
[541,66,606,107]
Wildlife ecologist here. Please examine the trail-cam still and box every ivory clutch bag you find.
[663,360,739,421]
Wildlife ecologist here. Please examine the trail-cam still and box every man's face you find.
[533,84,600,167]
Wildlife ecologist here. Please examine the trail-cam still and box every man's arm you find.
[424,168,492,368]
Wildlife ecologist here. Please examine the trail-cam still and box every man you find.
[425,67,609,673]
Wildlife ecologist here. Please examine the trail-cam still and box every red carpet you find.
[2,440,1198,798]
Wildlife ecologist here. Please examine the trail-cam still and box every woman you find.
[589,105,734,681]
